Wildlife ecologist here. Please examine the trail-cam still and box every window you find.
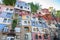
[10,9,13,11]
[2,27,8,33]
[6,8,9,10]
[44,34,48,39]
[39,36,42,39]
[35,34,38,39]
[6,13,12,18]
[20,6,23,8]
[39,21,42,23]
[24,21,27,24]
[33,28,36,31]
[38,18,42,20]
[26,16,29,18]
[8,19,11,23]
[25,34,28,40]
[33,17,35,19]
[28,8,29,9]
[25,3,27,5]
[27,11,29,14]
[32,22,35,26]
[17,5,19,7]
[33,28,38,31]
[24,27,29,32]
[3,19,7,22]
[25,7,27,9]
[28,21,30,23]
[39,12,41,14]
[18,23,22,26]
[10,38,14,40]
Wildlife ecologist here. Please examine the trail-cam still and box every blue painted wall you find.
[0,24,7,32]
[0,12,13,18]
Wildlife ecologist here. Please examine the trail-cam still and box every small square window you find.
[17,5,19,7]
[28,8,29,9]
[26,16,29,18]
[6,13,12,18]
[24,21,27,24]
[39,21,42,23]
[25,7,27,9]
[24,27,29,32]
[28,21,30,23]
[20,6,23,8]
[3,19,7,22]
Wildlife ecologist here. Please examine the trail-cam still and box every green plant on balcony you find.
[12,19,17,29]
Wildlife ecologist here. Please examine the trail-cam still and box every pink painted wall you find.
[32,32,51,40]
[0,5,6,12]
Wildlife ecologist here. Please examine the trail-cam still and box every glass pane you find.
[3,19,7,22]
[24,27,29,31]
[6,13,12,18]
[44,34,48,39]
[8,19,11,23]
[10,38,14,40]
[24,21,27,24]
[35,34,38,39]
[10,9,13,11]
[25,34,28,39]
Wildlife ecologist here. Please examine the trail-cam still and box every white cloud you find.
[0,0,60,10]
[21,0,53,8]
[21,0,60,10]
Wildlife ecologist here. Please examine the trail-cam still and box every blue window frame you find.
[31,20,35,26]
[6,13,12,18]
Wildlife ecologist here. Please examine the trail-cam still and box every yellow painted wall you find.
[22,15,26,19]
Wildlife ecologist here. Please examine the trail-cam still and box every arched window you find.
[44,34,48,39]
[39,36,42,39]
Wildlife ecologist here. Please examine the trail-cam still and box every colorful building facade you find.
[0,5,14,32]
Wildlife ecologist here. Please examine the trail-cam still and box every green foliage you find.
[3,0,16,6]
[56,10,60,17]
[28,2,40,13]
[12,19,17,29]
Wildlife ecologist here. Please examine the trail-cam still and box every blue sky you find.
[0,0,60,10]
[54,0,60,10]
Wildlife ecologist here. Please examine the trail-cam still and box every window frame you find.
[3,18,7,23]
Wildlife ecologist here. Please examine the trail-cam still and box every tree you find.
[56,10,60,17]
[12,19,17,29]
[28,2,40,13]
[3,0,16,6]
